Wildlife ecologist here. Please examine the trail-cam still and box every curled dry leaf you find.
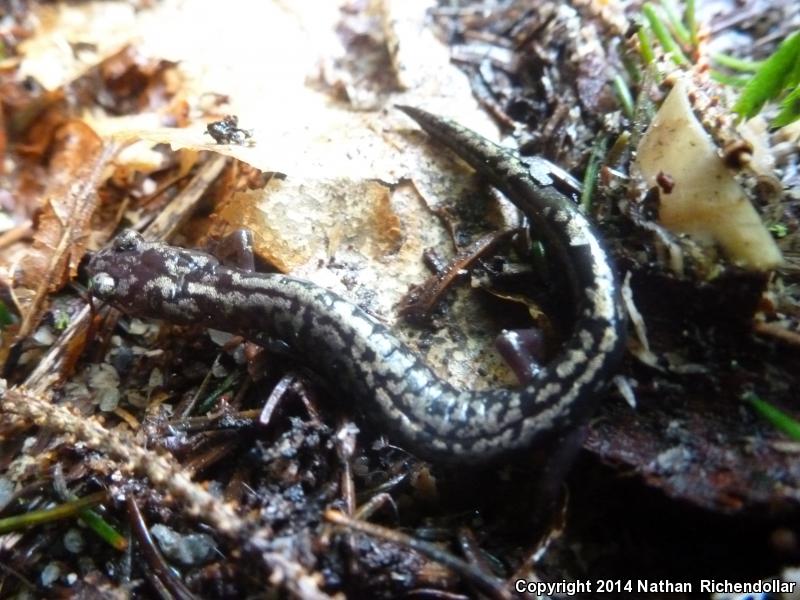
[13,121,111,342]
[212,178,404,273]
[208,168,520,392]
[634,78,783,271]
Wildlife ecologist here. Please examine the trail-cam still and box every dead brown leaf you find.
[13,120,112,345]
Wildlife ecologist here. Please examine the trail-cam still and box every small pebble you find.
[63,528,85,554]
[148,367,164,390]
[98,387,120,412]
[0,477,14,511]
[40,563,61,587]
[150,524,216,566]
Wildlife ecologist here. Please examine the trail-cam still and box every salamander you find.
[85,107,626,464]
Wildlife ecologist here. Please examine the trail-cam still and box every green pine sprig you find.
[733,31,800,127]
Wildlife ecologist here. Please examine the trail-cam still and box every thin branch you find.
[325,509,511,600]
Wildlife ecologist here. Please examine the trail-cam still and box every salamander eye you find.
[90,272,116,298]
[112,229,144,252]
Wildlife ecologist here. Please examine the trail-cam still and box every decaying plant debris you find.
[1,0,800,597]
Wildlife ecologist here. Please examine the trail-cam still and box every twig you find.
[0,560,36,591]
[324,509,511,600]
[144,153,228,241]
[127,495,198,600]
[0,490,107,534]
[0,382,332,599]
[753,321,800,347]
[24,304,92,392]
[0,383,246,535]
[398,229,517,322]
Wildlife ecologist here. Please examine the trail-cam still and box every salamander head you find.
[85,230,218,317]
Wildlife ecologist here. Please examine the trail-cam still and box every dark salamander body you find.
[86,108,625,464]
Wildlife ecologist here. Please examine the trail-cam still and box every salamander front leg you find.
[208,228,256,272]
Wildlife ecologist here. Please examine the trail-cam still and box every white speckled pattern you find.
[85,109,626,464]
